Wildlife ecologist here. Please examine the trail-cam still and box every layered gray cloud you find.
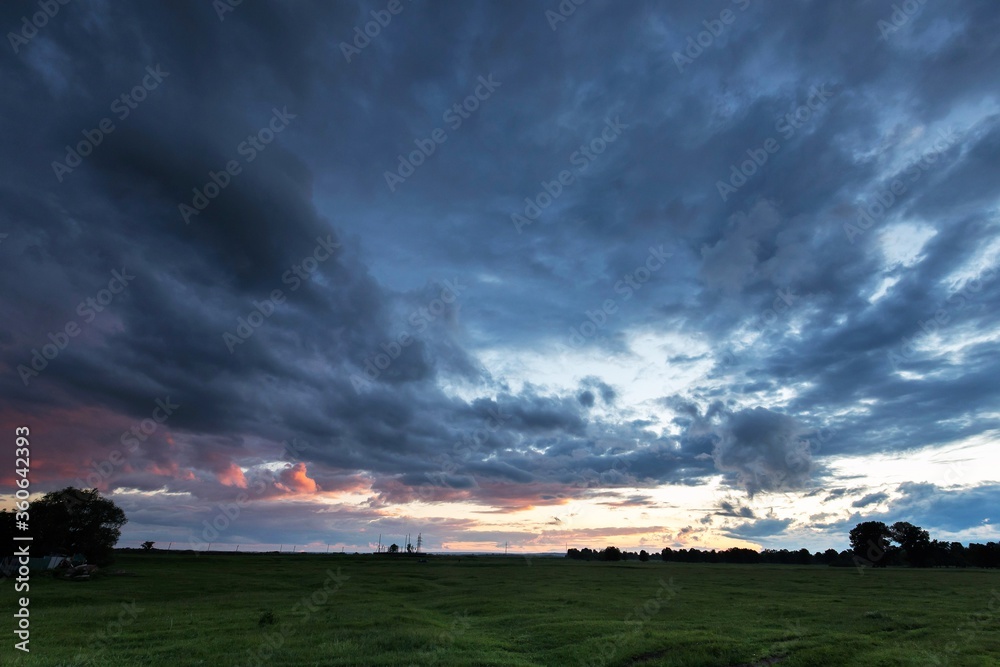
[710,407,812,496]
[1,0,999,550]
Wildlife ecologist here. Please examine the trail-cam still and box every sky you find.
[1,0,999,555]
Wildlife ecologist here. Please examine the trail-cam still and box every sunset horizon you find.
[3,0,998,562]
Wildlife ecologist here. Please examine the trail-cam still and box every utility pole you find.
[505,541,508,556]
[417,533,422,554]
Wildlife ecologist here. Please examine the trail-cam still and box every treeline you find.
[566,543,1000,567]
[661,546,826,565]
[565,547,652,561]
[848,521,1000,568]
[566,546,838,565]
[565,521,1000,568]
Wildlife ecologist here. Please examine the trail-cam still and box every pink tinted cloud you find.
[217,463,248,488]
[0,404,163,488]
[278,463,319,494]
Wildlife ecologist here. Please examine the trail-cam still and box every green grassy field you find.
[4,552,999,666]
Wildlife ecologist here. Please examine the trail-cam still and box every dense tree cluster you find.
[565,520,1000,568]
[566,546,650,561]
[1,487,127,566]
[567,545,841,564]
[849,520,1000,568]
[660,546,824,565]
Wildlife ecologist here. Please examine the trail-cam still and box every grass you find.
[4,552,999,666]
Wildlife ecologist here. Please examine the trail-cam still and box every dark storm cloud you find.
[851,491,890,508]
[823,487,863,502]
[712,407,812,495]
[669,401,814,495]
[722,517,793,540]
[816,482,1000,539]
[579,376,617,404]
[889,482,1000,532]
[717,499,755,519]
[2,0,999,548]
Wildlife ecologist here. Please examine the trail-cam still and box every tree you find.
[141,541,155,551]
[966,542,1000,568]
[849,521,892,568]
[600,546,622,561]
[889,521,931,567]
[388,543,399,554]
[639,549,649,562]
[948,541,968,567]
[29,487,127,566]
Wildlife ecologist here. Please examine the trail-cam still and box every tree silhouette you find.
[600,546,622,561]
[388,543,399,554]
[140,541,155,551]
[890,521,932,567]
[849,521,892,568]
[29,487,127,566]
[565,526,999,569]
